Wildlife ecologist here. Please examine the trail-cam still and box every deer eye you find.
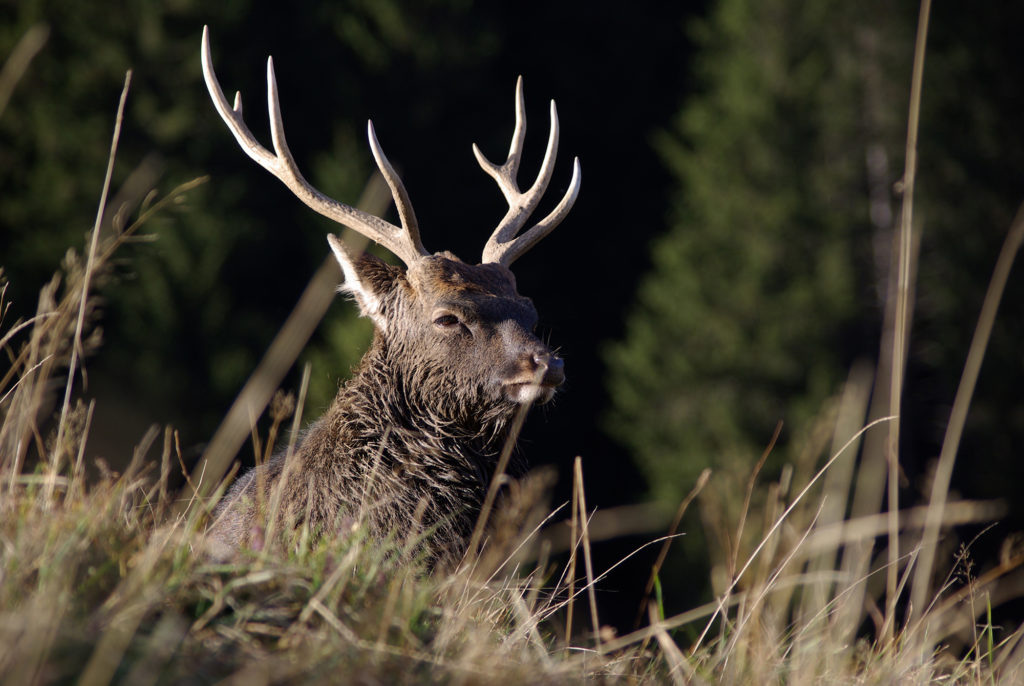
[433,313,461,329]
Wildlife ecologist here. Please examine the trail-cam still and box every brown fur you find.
[206,252,564,565]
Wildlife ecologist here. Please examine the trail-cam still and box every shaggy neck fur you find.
[296,335,527,561]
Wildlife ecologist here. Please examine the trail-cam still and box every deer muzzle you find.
[503,350,564,404]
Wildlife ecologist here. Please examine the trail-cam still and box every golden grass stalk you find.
[52,70,131,495]
[0,23,49,119]
[691,414,895,652]
[886,0,932,641]
[910,202,1024,624]
[573,456,602,649]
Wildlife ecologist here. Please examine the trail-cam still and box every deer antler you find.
[474,76,581,266]
[201,26,428,266]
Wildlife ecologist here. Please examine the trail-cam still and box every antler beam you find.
[474,76,581,266]
[201,26,428,266]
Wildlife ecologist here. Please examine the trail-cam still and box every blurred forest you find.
[2,0,1023,630]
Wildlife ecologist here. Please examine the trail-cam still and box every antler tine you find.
[475,77,580,266]
[367,121,424,258]
[504,76,528,173]
[200,26,428,266]
[491,157,581,266]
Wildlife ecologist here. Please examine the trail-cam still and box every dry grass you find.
[0,184,642,683]
[4,9,1024,682]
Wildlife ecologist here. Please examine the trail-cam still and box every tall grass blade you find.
[910,202,1024,624]
[885,0,932,642]
[54,70,132,471]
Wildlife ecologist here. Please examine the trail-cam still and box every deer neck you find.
[328,343,522,475]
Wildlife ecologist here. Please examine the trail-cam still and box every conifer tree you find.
[605,0,911,504]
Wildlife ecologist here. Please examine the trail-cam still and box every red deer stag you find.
[200,28,580,563]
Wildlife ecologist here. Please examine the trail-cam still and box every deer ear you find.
[327,234,397,330]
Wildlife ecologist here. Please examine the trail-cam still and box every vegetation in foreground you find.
[3,232,1023,683]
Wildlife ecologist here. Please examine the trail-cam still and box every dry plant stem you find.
[634,467,711,629]
[153,425,173,519]
[261,362,311,562]
[0,23,49,119]
[724,500,825,663]
[510,592,552,666]
[53,70,131,489]
[732,421,782,577]
[838,228,921,646]
[573,457,601,649]
[462,366,542,566]
[526,538,550,613]
[565,465,580,648]
[180,176,390,507]
[547,502,672,551]
[172,429,198,498]
[649,603,689,686]
[247,404,263,465]
[7,173,210,462]
[6,141,193,495]
[927,552,1024,642]
[553,534,684,628]
[1,278,54,482]
[885,0,931,641]
[691,414,895,651]
[908,202,1024,624]
[601,594,745,656]
[0,313,54,357]
[481,503,567,588]
[375,571,404,648]
[805,499,1004,553]
[64,398,95,505]
[993,622,1024,676]
[0,354,52,408]
[800,362,873,624]
[110,176,207,245]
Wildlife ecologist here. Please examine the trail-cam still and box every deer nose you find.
[532,351,565,387]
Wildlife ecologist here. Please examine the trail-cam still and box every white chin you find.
[507,384,555,405]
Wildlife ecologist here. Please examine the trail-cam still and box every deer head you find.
[201,27,580,413]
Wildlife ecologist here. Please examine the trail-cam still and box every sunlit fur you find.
[207,252,564,564]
